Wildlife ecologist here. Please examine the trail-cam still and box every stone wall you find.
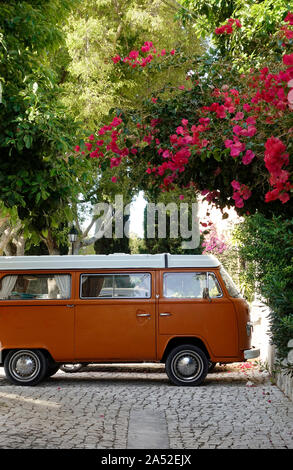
[275,369,293,402]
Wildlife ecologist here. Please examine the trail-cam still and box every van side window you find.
[80,273,151,299]
[208,273,222,298]
[163,273,206,298]
[0,274,71,300]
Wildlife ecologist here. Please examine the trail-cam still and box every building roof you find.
[0,253,221,271]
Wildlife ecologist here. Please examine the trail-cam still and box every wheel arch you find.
[0,348,55,366]
[160,337,211,363]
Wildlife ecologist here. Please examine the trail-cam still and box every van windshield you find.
[219,266,241,298]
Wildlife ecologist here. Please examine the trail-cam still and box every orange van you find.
[0,254,259,386]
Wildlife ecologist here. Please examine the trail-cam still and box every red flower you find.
[112,55,121,63]
[283,53,293,66]
[284,12,293,25]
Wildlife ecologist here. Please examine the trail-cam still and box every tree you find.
[76,10,293,217]
[0,0,98,252]
[62,0,202,129]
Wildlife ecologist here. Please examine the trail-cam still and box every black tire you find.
[208,361,217,372]
[46,363,60,377]
[4,349,48,386]
[165,345,209,386]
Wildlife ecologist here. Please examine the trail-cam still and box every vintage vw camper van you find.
[0,254,259,386]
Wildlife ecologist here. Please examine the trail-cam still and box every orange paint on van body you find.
[0,267,251,364]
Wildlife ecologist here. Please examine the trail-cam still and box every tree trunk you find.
[44,230,60,255]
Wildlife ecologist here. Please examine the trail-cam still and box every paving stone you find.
[0,363,292,449]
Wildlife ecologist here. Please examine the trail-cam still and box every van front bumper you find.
[244,348,260,360]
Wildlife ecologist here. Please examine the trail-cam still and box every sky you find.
[84,191,240,242]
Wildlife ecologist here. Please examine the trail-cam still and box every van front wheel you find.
[165,345,209,386]
[4,349,48,386]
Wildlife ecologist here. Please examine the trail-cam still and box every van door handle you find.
[160,312,172,317]
[66,304,74,308]
[136,313,151,317]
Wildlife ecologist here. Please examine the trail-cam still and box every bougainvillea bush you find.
[75,12,293,218]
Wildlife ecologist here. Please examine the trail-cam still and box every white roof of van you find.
[0,254,220,271]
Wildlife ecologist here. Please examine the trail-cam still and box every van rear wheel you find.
[165,345,209,386]
[4,349,48,386]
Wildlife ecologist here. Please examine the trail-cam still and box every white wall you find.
[250,297,293,401]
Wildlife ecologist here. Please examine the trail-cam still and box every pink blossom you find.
[230,141,246,157]
[232,125,243,135]
[231,180,241,190]
[246,116,256,125]
[246,126,257,137]
[85,143,92,151]
[176,126,184,135]
[243,103,252,112]
[242,150,255,165]
[111,176,117,183]
[112,55,121,63]
[284,12,293,25]
[224,139,233,148]
[279,192,290,203]
[170,134,178,144]
[232,112,244,121]
[128,50,139,60]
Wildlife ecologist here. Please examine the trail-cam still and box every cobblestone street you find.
[0,363,292,449]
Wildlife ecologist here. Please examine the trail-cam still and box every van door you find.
[75,271,156,361]
[158,270,238,357]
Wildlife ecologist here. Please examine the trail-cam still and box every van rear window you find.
[0,274,71,300]
[80,273,151,299]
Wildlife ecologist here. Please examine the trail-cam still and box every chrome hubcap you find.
[9,351,40,382]
[171,351,203,382]
[16,357,35,376]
